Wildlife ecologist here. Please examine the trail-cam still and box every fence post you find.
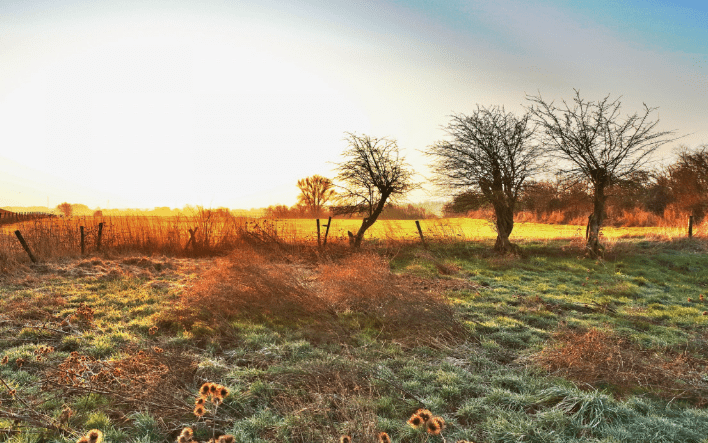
[97,222,103,251]
[415,220,427,247]
[689,216,694,238]
[14,230,37,263]
[316,219,321,247]
[186,228,199,252]
[323,216,332,246]
[80,226,85,255]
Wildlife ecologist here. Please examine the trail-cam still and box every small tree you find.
[667,145,708,222]
[428,106,541,253]
[57,202,72,217]
[527,90,678,255]
[296,175,336,217]
[334,132,417,248]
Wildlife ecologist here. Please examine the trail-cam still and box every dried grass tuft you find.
[535,328,708,404]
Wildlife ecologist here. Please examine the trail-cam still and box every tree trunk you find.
[587,184,606,256]
[353,191,391,248]
[493,202,517,254]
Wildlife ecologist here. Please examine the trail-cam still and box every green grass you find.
[1,240,708,442]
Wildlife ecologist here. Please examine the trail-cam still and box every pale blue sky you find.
[1,0,706,209]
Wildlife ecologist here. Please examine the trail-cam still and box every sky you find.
[1,0,707,210]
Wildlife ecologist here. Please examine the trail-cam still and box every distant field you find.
[277,218,693,243]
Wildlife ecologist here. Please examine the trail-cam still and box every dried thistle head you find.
[407,413,424,428]
[217,435,235,443]
[1,355,8,365]
[180,427,193,438]
[195,397,206,406]
[193,405,206,417]
[218,386,229,399]
[415,408,432,422]
[209,383,218,395]
[199,382,212,397]
[377,432,391,443]
[426,416,445,435]
[339,436,352,443]
[87,429,103,443]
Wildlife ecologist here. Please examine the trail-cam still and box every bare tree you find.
[334,132,417,248]
[296,175,336,217]
[56,202,72,217]
[527,90,679,255]
[428,106,542,253]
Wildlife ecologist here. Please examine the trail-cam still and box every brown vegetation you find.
[535,328,708,404]
[159,245,465,346]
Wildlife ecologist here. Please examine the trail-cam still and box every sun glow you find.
[1,17,371,208]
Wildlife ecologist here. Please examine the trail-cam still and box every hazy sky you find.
[1,0,707,210]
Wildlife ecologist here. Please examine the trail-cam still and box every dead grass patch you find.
[535,328,708,404]
[160,246,466,346]
[45,348,197,427]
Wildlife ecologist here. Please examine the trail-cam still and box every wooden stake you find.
[14,230,37,263]
[415,220,427,247]
[80,226,85,255]
[97,222,104,251]
[316,219,321,247]
[323,216,332,246]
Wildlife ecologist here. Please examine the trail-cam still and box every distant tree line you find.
[444,147,707,228]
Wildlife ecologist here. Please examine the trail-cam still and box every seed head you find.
[199,383,212,397]
[195,397,205,406]
[193,405,206,417]
[218,386,230,399]
[217,436,235,443]
[426,416,445,435]
[1,355,8,365]
[407,414,424,428]
[87,429,103,443]
[180,428,193,438]
[377,432,391,443]
[415,408,433,422]
[339,436,352,443]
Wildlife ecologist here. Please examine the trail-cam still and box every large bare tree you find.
[296,175,336,217]
[527,90,678,255]
[334,132,417,248]
[428,106,542,253]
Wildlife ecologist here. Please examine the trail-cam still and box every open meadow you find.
[1,216,708,442]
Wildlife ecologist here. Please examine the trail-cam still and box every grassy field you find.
[1,231,708,443]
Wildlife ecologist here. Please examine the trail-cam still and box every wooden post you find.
[186,228,199,251]
[415,220,427,247]
[14,230,37,263]
[323,216,332,246]
[316,218,321,247]
[80,226,85,255]
[97,222,103,251]
[689,215,694,238]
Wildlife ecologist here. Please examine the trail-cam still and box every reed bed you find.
[1,213,704,269]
